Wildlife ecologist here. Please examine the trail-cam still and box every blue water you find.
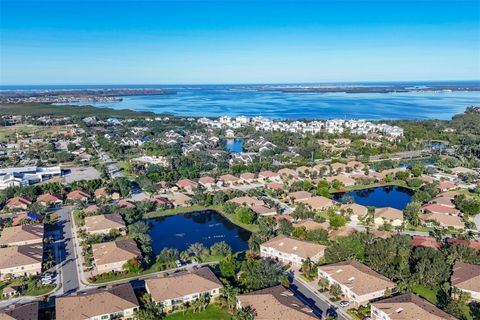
[60,89,480,120]
[225,138,244,153]
[333,186,414,210]
[147,210,251,254]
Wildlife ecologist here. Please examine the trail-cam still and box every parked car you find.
[339,301,350,307]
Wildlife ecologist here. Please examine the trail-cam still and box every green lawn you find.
[410,284,439,305]
[0,278,56,298]
[165,305,231,320]
[341,180,411,192]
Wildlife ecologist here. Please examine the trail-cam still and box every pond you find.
[333,185,414,210]
[225,138,244,153]
[147,210,251,254]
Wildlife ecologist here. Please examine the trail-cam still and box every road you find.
[291,276,353,320]
[89,137,124,178]
[54,206,81,295]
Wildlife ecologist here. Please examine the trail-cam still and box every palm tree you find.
[220,285,239,311]
[233,306,256,320]
[188,242,207,261]
[302,257,312,276]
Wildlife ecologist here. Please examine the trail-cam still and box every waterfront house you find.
[318,260,395,306]
[84,214,126,236]
[339,203,368,222]
[0,223,44,246]
[5,196,32,210]
[146,267,223,312]
[325,175,355,187]
[92,239,141,275]
[229,196,264,207]
[0,244,43,279]
[451,261,480,301]
[237,285,316,320]
[371,293,456,320]
[374,207,403,227]
[422,203,460,215]
[292,220,329,231]
[251,204,277,216]
[169,193,192,207]
[56,283,139,320]
[260,235,325,268]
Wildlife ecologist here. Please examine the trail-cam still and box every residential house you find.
[56,283,139,320]
[371,293,456,320]
[239,172,256,184]
[117,200,136,209]
[258,170,280,182]
[198,176,216,188]
[325,175,355,187]
[438,181,458,192]
[5,196,32,210]
[267,182,284,191]
[176,179,198,192]
[92,239,141,275]
[169,193,192,208]
[0,302,39,320]
[219,174,240,186]
[292,220,329,231]
[447,238,480,251]
[0,244,43,279]
[287,191,312,203]
[229,196,264,207]
[0,224,44,246]
[422,204,460,216]
[36,193,62,207]
[277,168,299,179]
[251,205,277,216]
[146,267,223,312]
[340,203,368,222]
[451,262,480,301]
[12,212,42,226]
[410,236,441,250]
[260,235,325,268]
[318,260,395,306]
[374,207,404,227]
[66,190,90,202]
[237,285,316,320]
[84,214,126,235]
[420,213,465,229]
[297,196,335,211]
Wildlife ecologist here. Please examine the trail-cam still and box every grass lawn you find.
[0,278,56,298]
[0,124,58,139]
[165,305,232,320]
[411,284,439,305]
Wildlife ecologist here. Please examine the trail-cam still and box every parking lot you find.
[64,166,101,183]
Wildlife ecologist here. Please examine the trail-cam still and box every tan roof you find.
[340,203,368,217]
[372,293,456,320]
[0,302,39,320]
[251,205,276,215]
[92,239,141,266]
[296,166,311,174]
[6,197,32,208]
[277,168,299,178]
[238,285,316,320]
[374,207,403,221]
[259,170,279,178]
[176,179,198,188]
[325,175,355,185]
[170,193,192,205]
[83,204,98,214]
[297,196,335,211]
[219,174,239,183]
[36,193,62,203]
[347,161,365,169]
[198,176,215,185]
[261,235,325,260]
[328,227,357,240]
[0,224,44,246]
[66,190,89,200]
[318,260,395,296]
[422,204,460,215]
[437,191,460,199]
[84,214,125,233]
[229,196,264,207]
[94,187,109,197]
[56,283,139,320]
[421,213,464,228]
[430,197,456,208]
[330,162,347,171]
[239,172,255,180]
[146,267,223,302]
[451,261,480,293]
[287,191,312,201]
[293,220,329,231]
[0,244,43,269]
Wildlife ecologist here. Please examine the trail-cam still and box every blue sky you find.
[1,0,479,84]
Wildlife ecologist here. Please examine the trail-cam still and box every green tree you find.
[239,258,279,290]
[219,254,237,279]
[210,241,232,257]
[329,214,347,229]
[403,201,421,226]
[329,283,343,301]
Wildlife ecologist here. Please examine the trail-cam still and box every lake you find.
[225,138,244,153]
[333,185,414,210]
[147,210,251,254]
[60,88,480,120]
